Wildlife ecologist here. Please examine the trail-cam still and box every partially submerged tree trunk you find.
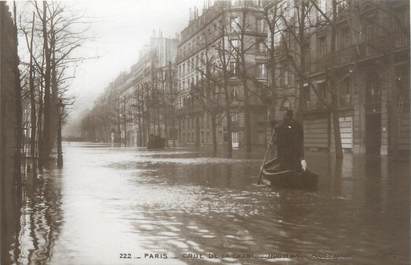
[329,0,343,158]
[28,12,37,178]
[13,1,22,206]
[211,112,217,156]
[39,1,52,169]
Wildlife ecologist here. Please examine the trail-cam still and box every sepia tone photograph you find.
[0,0,410,264]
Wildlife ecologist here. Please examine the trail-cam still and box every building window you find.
[303,84,311,108]
[231,87,239,99]
[230,39,240,50]
[256,40,266,54]
[392,8,408,48]
[366,74,381,112]
[232,132,239,149]
[279,67,285,86]
[284,71,288,86]
[338,27,350,49]
[366,23,377,43]
[231,111,239,122]
[230,16,240,33]
[336,0,348,15]
[339,78,352,107]
[230,61,238,75]
[288,72,294,86]
[256,18,265,33]
[316,81,327,107]
[318,36,327,57]
[257,63,267,79]
[396,64,410,112]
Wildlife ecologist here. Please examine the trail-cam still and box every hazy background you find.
[36,0,205,136]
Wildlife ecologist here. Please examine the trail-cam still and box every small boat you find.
[261,158,318,189]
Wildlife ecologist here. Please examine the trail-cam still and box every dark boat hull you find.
[262,159,318,189]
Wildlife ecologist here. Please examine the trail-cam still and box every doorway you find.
[365,113,381,155]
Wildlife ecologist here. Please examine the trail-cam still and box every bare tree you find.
[192,32,224,155]
[275,0,344,158]
[214,15,236,158]
[230,5,257,154]
[19,0,89,171]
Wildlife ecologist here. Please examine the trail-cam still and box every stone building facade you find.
[83,0,409,157]
[81,33,178,147]
[272,0,410,156]
[0,2,19,264]
[119,34,179,147]
[175,1,270,152]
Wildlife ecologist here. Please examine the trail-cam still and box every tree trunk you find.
[297,1,307,121]
[387,55,399,158]
[49,31,58,152]
[242,78,252,153]
[211,112,217,156]
[330,0,343,158]
[14,28,22,202]
[240,10,252,153]
[29,12,37,178]
[225,108,233,158]
[223,80,232,157]
[40,1,52,168]
[37,81,44,171]
[331,104,343,158]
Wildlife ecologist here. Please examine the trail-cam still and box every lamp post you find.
[57,99,64,168]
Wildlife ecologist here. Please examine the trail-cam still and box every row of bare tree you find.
[17,1,87,177]
[79,0,407,159]
[186,0,407,158]
[2,1,86,263]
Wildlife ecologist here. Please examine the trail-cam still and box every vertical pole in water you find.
[258,130,275,185]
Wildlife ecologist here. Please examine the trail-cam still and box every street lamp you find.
[57,99,64,168]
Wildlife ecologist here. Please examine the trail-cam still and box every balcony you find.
[304,100,328,113]
[309,35,408,73]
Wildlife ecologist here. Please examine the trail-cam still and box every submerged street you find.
[6,142,410,265]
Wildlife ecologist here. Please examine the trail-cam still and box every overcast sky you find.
[36,0,205,133]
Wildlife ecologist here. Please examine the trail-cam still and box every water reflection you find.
[2,142,410,265]
[6,169,63,265]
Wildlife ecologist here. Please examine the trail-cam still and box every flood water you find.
[3,142,410,265]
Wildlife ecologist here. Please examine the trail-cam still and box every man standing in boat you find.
[276,109,307,172]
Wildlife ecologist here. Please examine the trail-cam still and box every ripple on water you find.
[7,143,410,265]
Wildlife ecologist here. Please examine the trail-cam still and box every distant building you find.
[119,32,178,147]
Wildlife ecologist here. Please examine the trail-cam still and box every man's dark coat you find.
[276,119,304,171]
